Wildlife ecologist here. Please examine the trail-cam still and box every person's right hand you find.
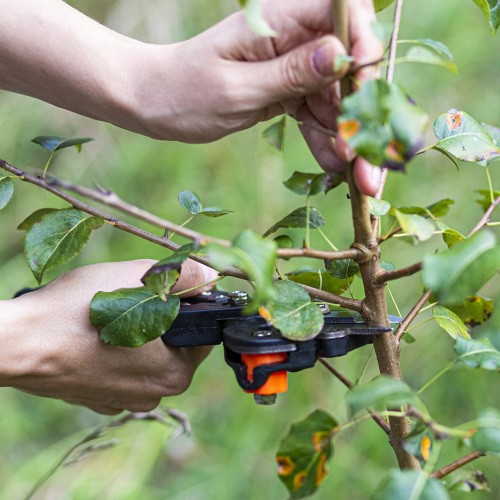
[0,259,216,415]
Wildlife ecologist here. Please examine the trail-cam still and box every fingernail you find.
[312,41,336,77]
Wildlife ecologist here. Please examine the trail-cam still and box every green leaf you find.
[287,269,352,296]
[373,0,396,12]
[283,171,329,196]
[476,189,500,212]
[347,376,418,416]
[476,303,500,349]
[31,136,93,152]
[432,146,460,169]
[422,231,500,305]
[472,0,500,34]
[403,46,458,74]
[442,229,465,249]
[0,177,14,209]
[24,208,104,284]
[380,261,396,272]
[17,208,61,231]
[238,0,278,37]
[432,306,470,339]
[399,39,453,61]
[449,470,490,492]
[90,288,180,347]
[396,199,455,219]
[277,410,338,499]
[338,80,428,170]
[403,421,435,464]
[445,296,494,327]
[263,207,325,237]
[324,259,360,279]
[141,258,182,301]
[433,110,500,163]
[263,116,286,151]
[274,235,294,250]
[391,208,435,242]
[198,207,233,217]
[367,196,391,216]
[373,470,450,500]
[178,190,202,215]
[455,337,500,370]
[469,408,500,455]
[206,230,277,312]
[259,281,324,340]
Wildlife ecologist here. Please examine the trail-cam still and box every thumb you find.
[243,36,348,105]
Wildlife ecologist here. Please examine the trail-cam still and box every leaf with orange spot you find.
[338,119,361,140]
[276,410,337,498]
[403,422,435,465]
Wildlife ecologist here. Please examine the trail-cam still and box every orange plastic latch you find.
[241,353,288,395]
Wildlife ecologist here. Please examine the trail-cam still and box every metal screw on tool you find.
[228,291,248,306]
[254,394,277,405]
[252,330,273,337]
[318,304,330,315]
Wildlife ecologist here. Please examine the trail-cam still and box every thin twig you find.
[318,359,391,434]
[376,262,422,284]
[301,284,363,312]
[378,225,402,243]
[278,247,360,260]
[349,57,385,75]
[430,451,486,480]
[467,194,500,237]
[394,291,432,342]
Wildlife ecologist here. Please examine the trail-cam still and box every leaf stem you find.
[404,317,433,333]
[317,227,339,251]
[417,360,458,394]
[170,215,195,240]
[305,195,311,249]
[42,151,56,178]
[171,276,224,297]
[394,291,432,342]
[486,167,495,204]
[387,285,402,317]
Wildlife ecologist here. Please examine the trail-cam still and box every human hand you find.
[0,259,217,415]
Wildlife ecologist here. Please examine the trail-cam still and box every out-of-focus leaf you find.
[283,171,329,196]
[263,207,325,237]
[397,199,455,219]
[472,0,500,34]
[90,288,180,347]
[287,269,352,295]
[373,470,450,500]
[403,332,417,343]
[206,230,277,312]
[476,189,500,212]
[263,116,286,151]
[445,296,494,327]
[433,110,500,163]
[324,259,360,279]
[178,190,202,215]
[399,39,453,61]
[449,470,489,492]
[469,408,500,455]
[276,410,338,499]
[198,207,233,217]
[403,46,457,74]
[391,208,435,242]
[368,196,391,216]
[274,235,294,250]
[259,280,324,340]
[31,136,93,152]
[432,306,470,339]
[482,122,500,145]
[373,0,396,12]
[379,261,396,272]
[455,337,500,371]
[0,177,14,209]
[347,376,418,416]
[476,303,500,349]
[422,231,500,305]
[404,422,435,464]
[24,208,104,284]
[238,0,278,36]
[17,208,60,231]
[338,79,428,170]
[442,229,465,248]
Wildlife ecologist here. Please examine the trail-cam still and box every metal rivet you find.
[228,291,248,306]
[254,394,277,405]
[319,304,330,315]
[252,330,273,337]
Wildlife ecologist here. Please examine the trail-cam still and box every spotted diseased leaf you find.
[338,80,428,170]
[373,0,396,12]
[238,0,278,36]
[455,337,500,371]
[445,296,494,327]
[17,208,61,231]
[476,189,500,212]
[276,410,338,498]
[31,136,93,152]
[367,196,391,216]
[442,229,465,249]
[373,470,449,500]
[472,0,500,34]
[422,231,500,305]
[404,422,435,465]
[468,408,500,455]
[283,171,330,196]
[391,208,435,242]
[206,230,277,313]
[432,306,470,339]
[259,280,324,340]
[263,207,325,237]
[433,110,500,164]
[449,470,490,492]
[324,259,360,279]
[178,190,202,215]
[90,288,180,347]
[287,269,352,296]
[0,177,14,209]
[24,208,104,284]
[263,116,286,151]
[347,376,419,417]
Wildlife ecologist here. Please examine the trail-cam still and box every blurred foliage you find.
[0,0,499,498]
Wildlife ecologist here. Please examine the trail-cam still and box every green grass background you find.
[0,0,499,498]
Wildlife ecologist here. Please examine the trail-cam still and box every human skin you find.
[0,0,382,194]
[0,259,217,415]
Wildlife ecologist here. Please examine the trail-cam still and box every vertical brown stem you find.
[331,0,419,470]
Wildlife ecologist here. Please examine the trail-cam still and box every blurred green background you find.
[0,0,499,498]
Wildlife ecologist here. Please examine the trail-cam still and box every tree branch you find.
[430,451,486,480]
[278,247,360,260]
[378,225,402,243]
[300,284,363,313]
[468,194,500,237]
[394,291,432,342]
[376,262,422,284]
